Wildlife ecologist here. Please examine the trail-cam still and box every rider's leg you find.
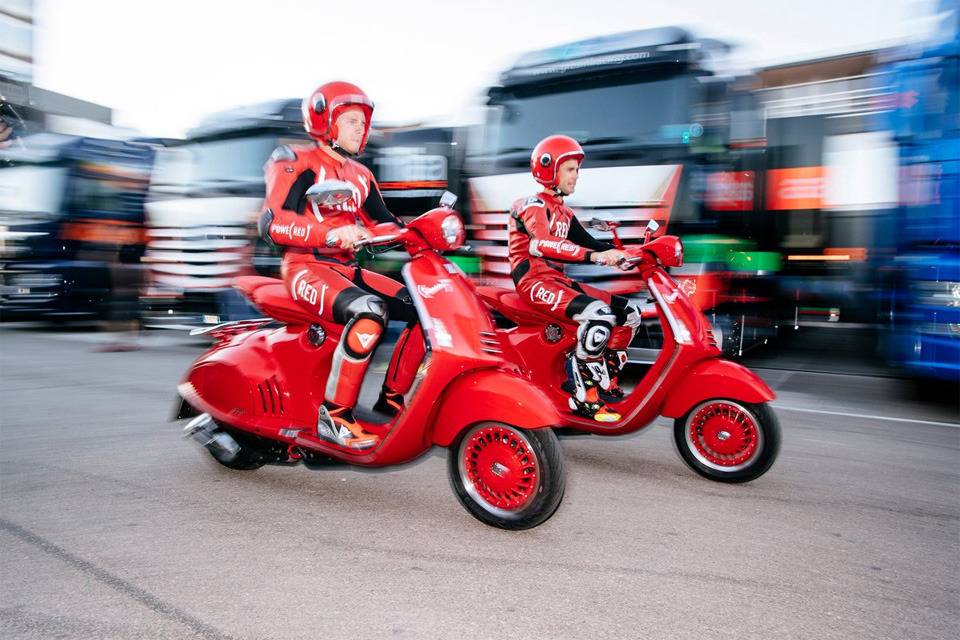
[319,291,389,448]
[374,322,424,416]
[351,270,424,417]
[567,299,621,423]
[576,287,642,399]
[602,297,642,398]
[517,276,621,422]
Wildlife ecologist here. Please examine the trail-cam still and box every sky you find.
[31,0,944,139]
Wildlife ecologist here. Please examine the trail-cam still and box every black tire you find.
[207,423,266,471]
[674,400,780,483]
[448,423,565,530]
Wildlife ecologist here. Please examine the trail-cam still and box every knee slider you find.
[573,300,615,358]
[342,295,387,358]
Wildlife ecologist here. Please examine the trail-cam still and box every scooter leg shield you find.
[660,359,776,419]
[431,370,562,447]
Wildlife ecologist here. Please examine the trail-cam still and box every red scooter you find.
[175,184,565,530]
[477,220,781,483]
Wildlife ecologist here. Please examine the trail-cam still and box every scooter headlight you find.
[441,214,465,249]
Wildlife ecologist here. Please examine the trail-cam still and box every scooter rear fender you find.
[431,368,561,447]
[660,359,776,419]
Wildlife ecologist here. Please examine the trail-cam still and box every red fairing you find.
[431,369,561,447]
[659,359,776,418]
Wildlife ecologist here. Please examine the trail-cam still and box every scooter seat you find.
[233,276,316,326]
[476,285,567,327]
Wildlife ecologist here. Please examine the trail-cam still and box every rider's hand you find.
[326,225,372,248]
[591,249,629,267]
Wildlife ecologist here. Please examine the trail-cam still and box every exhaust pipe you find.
[183,413,240,462]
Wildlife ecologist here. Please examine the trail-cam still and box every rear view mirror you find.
[440,191,458,208]
[305,180,354,208]
[644,219,661,242]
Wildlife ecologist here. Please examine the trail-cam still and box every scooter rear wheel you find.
[674,399,780,483]
[448,422,565,530]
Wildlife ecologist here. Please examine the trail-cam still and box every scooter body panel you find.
[430,368,562,447]
[659,358,777,418]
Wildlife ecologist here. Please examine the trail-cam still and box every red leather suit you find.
[259,141,423,409]
[507,189,619,323]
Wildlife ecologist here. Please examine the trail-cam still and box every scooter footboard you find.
[660,359,776,418]
[431,369,561,447]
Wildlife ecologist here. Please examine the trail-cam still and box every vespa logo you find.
[417,278,453,298]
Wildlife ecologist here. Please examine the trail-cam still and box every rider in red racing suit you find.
[258,81,423,450]
[508,135,642,422]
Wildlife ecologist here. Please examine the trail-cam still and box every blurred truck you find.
[140,101,469,329]
[0,133,155,320]
[879,0,959,386]
[140,99,306,328]
[462,26,779,356]
[460,19,959,367]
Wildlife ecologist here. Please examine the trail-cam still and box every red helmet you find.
[302,81,374,153]
[531,135,584,188]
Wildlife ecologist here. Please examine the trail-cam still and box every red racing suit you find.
[508,189,638,357]
[258,141,423,409]
[507,190,617,321]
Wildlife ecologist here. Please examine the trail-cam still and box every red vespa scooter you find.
[175,184,565,530]
[477,220,781,483]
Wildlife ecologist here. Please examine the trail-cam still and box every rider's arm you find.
[568,216,614,253]
[515,197,591,263]
[361,179,405,228]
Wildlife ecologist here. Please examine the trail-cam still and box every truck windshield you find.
[153,135,281,188]
[485,74,693,156]
[0,166,69,216]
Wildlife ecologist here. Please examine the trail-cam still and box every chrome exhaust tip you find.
[183,413,240,462]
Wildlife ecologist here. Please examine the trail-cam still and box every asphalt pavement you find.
[0,322,957,640]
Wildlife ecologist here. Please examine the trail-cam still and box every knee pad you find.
[572,300,615,359]
[341,295,388,359]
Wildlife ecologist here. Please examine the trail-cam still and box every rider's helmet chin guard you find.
[302,81,375,154]
[531,134,584,190]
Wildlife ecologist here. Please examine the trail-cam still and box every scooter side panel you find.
[659,358,776,418]
[430,369,561,447]
[180,327,329,428]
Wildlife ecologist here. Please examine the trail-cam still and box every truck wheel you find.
[448,422,565,530]
[674,400,780,483]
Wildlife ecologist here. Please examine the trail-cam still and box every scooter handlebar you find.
[352,233,401,249]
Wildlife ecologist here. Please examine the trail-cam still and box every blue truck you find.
[879,0,960,388]
[0,133,156,320]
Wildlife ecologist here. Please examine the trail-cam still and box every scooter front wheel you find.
[448,422,565,530]
[674,399,780,483]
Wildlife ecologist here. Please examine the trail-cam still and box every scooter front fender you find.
[660,358,776,419]
[431,369,561,447]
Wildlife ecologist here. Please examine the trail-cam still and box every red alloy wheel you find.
[461,424,540,512]
[687,400,760,469]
